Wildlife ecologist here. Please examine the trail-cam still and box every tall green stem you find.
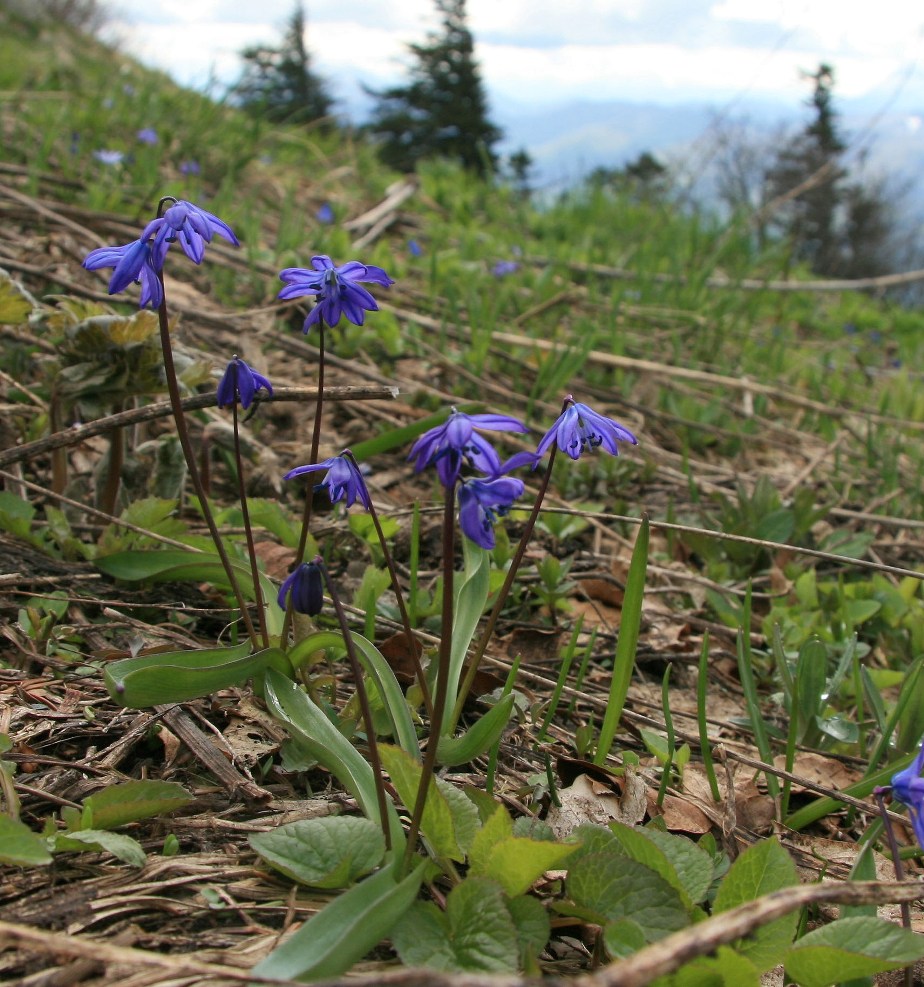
[402,486,455,874]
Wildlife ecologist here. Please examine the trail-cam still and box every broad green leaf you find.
[392,877,520,973]
[378,744,475,861]
[436,692,515,766]
[0,271,35,324]
[80,780,191,830]
[607,821,694,908]
[669,945,761,986]
[712,837,798,971]
[567,851,690,941]
[250,816,385,889]
[436,776,480,856]
[444,538,491,723]
[596,516,649,764]
[641,827,715,906]
[263,670,404,850]
[104,643,288,707]
[252,860,426,982]
[507,894,551,971]
[795,637,828,740]
[0,816,53,866]
[602,918,647,959]
[52,829,146,866]
[785,916,924,987]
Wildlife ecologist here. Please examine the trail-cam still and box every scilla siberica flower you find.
[283,453,371,510]
[152,200,240,265]
[890,737,924,849]
[277,561,324,616]
[409,409,528,488]
[216,357,273,410]
[458,476,524,550]
[83,237,164,308]
[537,396,637,460]
[278,255,394,331]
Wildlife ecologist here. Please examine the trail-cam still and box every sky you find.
[110,0,924,116]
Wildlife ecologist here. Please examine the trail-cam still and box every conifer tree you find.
[367,0,502,176]
[234,3,332,126]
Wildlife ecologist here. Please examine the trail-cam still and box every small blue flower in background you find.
[890,737,924,850]
[278,255,394,331]
[458,476,524,549]
[316,202,335,224]
[153,200,240,265]
[216,357,273,410]
[82,238,163,308]
[409,409,528,488]
[179,160,201,176]
[93,149,125,166]
[408,239,423,257]
[537,397,637,460]
[492,260,519,277]
[284,453,371,510]
[136,127,158,145]
[278,562,324,616]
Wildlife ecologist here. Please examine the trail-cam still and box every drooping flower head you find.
[82,238,163,309]
[284,453,371,510]
[537,397,637,461]
[316,202,335,224]
[890,737,924,850]
[216,356,273,410]
[458,476,524,550]
[278,255,394,331]
[136,127,158,145]
[409,409,529,488]
[492,260,520,277]
[277,561,324,616]
[152,199,240,265]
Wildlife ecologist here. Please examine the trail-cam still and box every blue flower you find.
[316,202,335,224]
[179,160,201,176]
[152,200,239,265]
[278,562,324,616]
[283,453,371,509]
[537,398,637,460]
[492,260,519,277]
[458,476,524,549]
[136,127,158,145]
[278,255,394,331]
[93,149,125,166]
[216,357,273,410]
[891,737,924,850]
[409,409,529,488]
[408,239,423,257]
[82,237,163,308]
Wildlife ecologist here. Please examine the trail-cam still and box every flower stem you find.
[402,486,456,875]
[282,318,326,644]
[344,451,432,719]
[232,400,269,648]
[154,282,258,647]
[449,446,558,732]
[319,559,391,850]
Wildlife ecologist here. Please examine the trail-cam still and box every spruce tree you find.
[367,0,502,176]
[234,3,332,126]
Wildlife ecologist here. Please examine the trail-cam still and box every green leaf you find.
[250,816,385,889]
[392,877,520,973]
[104,643,288,707]
[641,827,715,906]
[469,805,577,897]
[0,271,35,324]
[567,851,690,941]
[0,816,53,866]
[378,744,476,861]
[436,692,515,766]
[252,860,426,982]
[712,837,798,971]
[444,538,492,723]
[595,516,649,764]
[669,945,761,986]
[52,829,146,866]
[80,780,191,830]
[785,916,924,987]
[507,894,551,971]
[603,918,647,960]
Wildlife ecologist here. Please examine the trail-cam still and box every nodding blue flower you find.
[278,562,324,616]
[409,409,529,488]
[93,149,125,166]
[82,237,163,308]
[890,737,924,850]
[408,239,423,257]
[278,255,394,331]
[458,476,524,550]
[537,397,637,460]
[316,202,334,224]
[136,127,158,145]
[492,260,519,277]
[216,356,273,410]
[179,160,201,176]
[152,199,240,265]
[283,453,371,510]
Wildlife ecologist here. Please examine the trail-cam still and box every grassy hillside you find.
[2,8,924,985]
